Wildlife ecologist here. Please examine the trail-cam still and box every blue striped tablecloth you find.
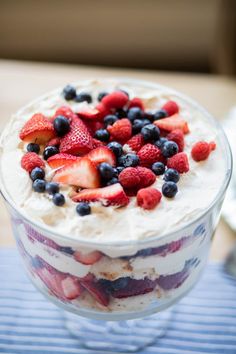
[1,248,236,354]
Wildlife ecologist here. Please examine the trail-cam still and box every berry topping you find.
[47,153,78,169]
[118,153,140,167]
[162,141,179,158]
[43,146,59,160]
[21,152,45,172]
[74,92,92,103]
[62,85,76,100]
[88,146,116,166]
[137,188,162,210]
[74,250,102,264]
[94,129,110,142]
[32,179,46,193]
[152,162,165,175]
[52,193,65,206]
[161,100,179,116]
[127,107,144,121]
[30,167,45,181]
[76,202,91,216]
[107,142,123,157]
[72,183,129,207]
[167,129,185,152]
[164,168,180,183]
[167,152,189,173]
[104,114,118,127]
[154,115,189,134]
[137,144,164,167]
[53,157,100,188]
[19,113,55,144]
[191,141,216,162]
[128,97,144,110]
[162,181,178,198]
[98,92,108,102]
[118,167,140,188]
[45,182,60,195]
[136,166,156,188]
[107,118,132,143]
[101,91,129,109]
[53,116,70,137]
[126,134,145,152]
[27,143,40,154]
[154,109,168,120]
[141,124,160,142]
[98,162,116,181]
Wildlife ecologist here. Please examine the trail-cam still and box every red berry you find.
[74,250,103,265]
[137,188,162,210]
[96,102,111,119]
[136,167,156,188]
[92,138,105,149]
[47,153,78,169]
[162,100,179,116]
[167,129,185,152]
[53,106,77,122]
[191,141,216,162]
[77,108,100,121]
[87,146,116,167]
[101,91,129,109]
[19,113,55,144]
[107,118,132,143]
[154,115,189,134]
[126,134,145,152]
[21,152,45,172]
[119,167,140,188]
[46,137,61,147]
[167,152,189,173]
[137,144,164,167]
[129,97,144,110]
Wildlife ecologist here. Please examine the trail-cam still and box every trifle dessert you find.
[0,79,231,320]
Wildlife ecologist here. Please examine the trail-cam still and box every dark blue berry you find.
[132,119,144,134]
[104,115,118,127]
[154,137,168,149]
[46,182,60,195]
[30,167,45,181]
[60,247,74,255]
[107,141,123,157]
[27,143,40,154]
[118,153,140,167]
[98,162,116,181]
[142,118,151,126]
[152,162,165,175]
[76,202,91,216]
[164,168,180,183]
[127,107,144,122]
[52,193,65,206]
[162,181,178,198]
[141,124,160,142]
[53,116,70,137]
[74,92,92,103]
[62,85,76,100]
[145,112,155,122]
[98,92,108,101]
[106,177,119,186]
[116,166,124,174]
[154,109,167,120]
[110,278,129,291]
[162,141,179,158]
[137,248,153,257]
[43,146,59,160]
[31,257,44,269]
[32,179,46,193]
[94,129,110,142]
[115,108,127,118]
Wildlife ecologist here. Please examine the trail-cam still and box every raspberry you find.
[167,152,189,173]
[126,134,145,152]
[21,152,45,173]
[137,188,162,210]
[53,106,76,121]
[107,118,132,143]
[167,129,184,152]
[191,141,216,162]
[119,167,140,188]
[136,167,156,188]
[137,144,164,167]
[161,100,179,117]
[96,102,111,119]
[101,91,129,109]
[129,97,144,110]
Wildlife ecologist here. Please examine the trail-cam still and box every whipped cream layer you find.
[0,79,226,242]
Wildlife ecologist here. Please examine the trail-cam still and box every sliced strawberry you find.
[92,138,105,149]
[87,146,116,167]
[128,97,144,110]
[47,153,78,169]
[37,267,66,300]
[80,276,109,307]
[74,250,103,265]
[19,113,55,144]
[52,106,77,122]
[53,157,100,188]
[82,120,104,136]
[77,108,101,120]
[96,102,111,119]
[59,117,93,155]
[154,115,189,134]
[61,276,84,300]
[101,91,129,109]
[46,137,61,147]
[72,183,129,207]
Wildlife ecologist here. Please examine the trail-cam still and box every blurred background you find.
[0,0,235,75]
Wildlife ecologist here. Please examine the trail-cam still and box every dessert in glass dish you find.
[0,79,232,352]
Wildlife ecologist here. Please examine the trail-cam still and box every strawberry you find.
[80,276,109,306]
[107,118,132,143]
[137,188,162,210]
[77,108,100,120]
[136,166,156,188]
[74,250,103,265]
[128,97,144,110]
[167,152,189,173]
[82,120,104,136]
[137,144,164,167]
[47,153,78,169]
[59,117,93,155]
[167,129,185,152]
[53,157,100,188]
[96,102,111,119]
[126,134,145,152]
[119,167,140,188]
[92,138,105,149]
[46,137,61,147]
[21,152,45,172]
[37,267,66,300]
[87,146,116,166]
[154,115,189,134]
[52,106,76,122]
[19,113,55,144]
[111,278,157,299]
[162,100,179,116]
[101,91,129,109]
[72,183,129,207]
[191,141,216,162]
[61,276,84,300]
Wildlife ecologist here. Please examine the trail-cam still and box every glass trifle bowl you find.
[0,79,232,352]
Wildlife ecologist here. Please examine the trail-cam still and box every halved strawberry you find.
[53,157,100,188]
[87,146,116,167]
[96,102,111,119]
[80,276,109,306]
[92,138,105,149]
[61,276,84,300]
[72,183,129,207]
[154,114,189,134]
[59,117,93,155]
[37,267,66,300]
[46,137,61,147]
[77,108,101,120]
[82,120,104,136]
[19,113,55,144]
[74,250,103,265]
[47,153,78,169]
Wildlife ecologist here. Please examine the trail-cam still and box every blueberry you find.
[60,247,74,255]
[76,202,91,216]
[107,141,123,157]
[118,153,140,167]
[106,177,119,186]
[142,118,151,126]
[98,91,108,101]
[53,116,70,137]
[154,109,167,120]
[74,92,92,103]
[104,114,118,127]
[62,85,76,100]
[141,124,160,142]
[94,129,110,142]
[30,167,45,181]
[27,143,40,154]
[31,257,43,269]
[132,119,144,134]
[98,162,116,181]
[164,168,180,183]
[116,166,124,174]
[43,146,59,160]
[162,141,179,158]
[152,162,165,175]
[162,181,178,198]
[127,107,144,122]
[45,182,60,195]
[115,108,127,118]
[110,278,129,291]
[145,112,155,122]
[32,179,46,193]
[52,193,65,206]
[154,137,168,149]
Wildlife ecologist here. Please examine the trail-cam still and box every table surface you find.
[0,59,235,260]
